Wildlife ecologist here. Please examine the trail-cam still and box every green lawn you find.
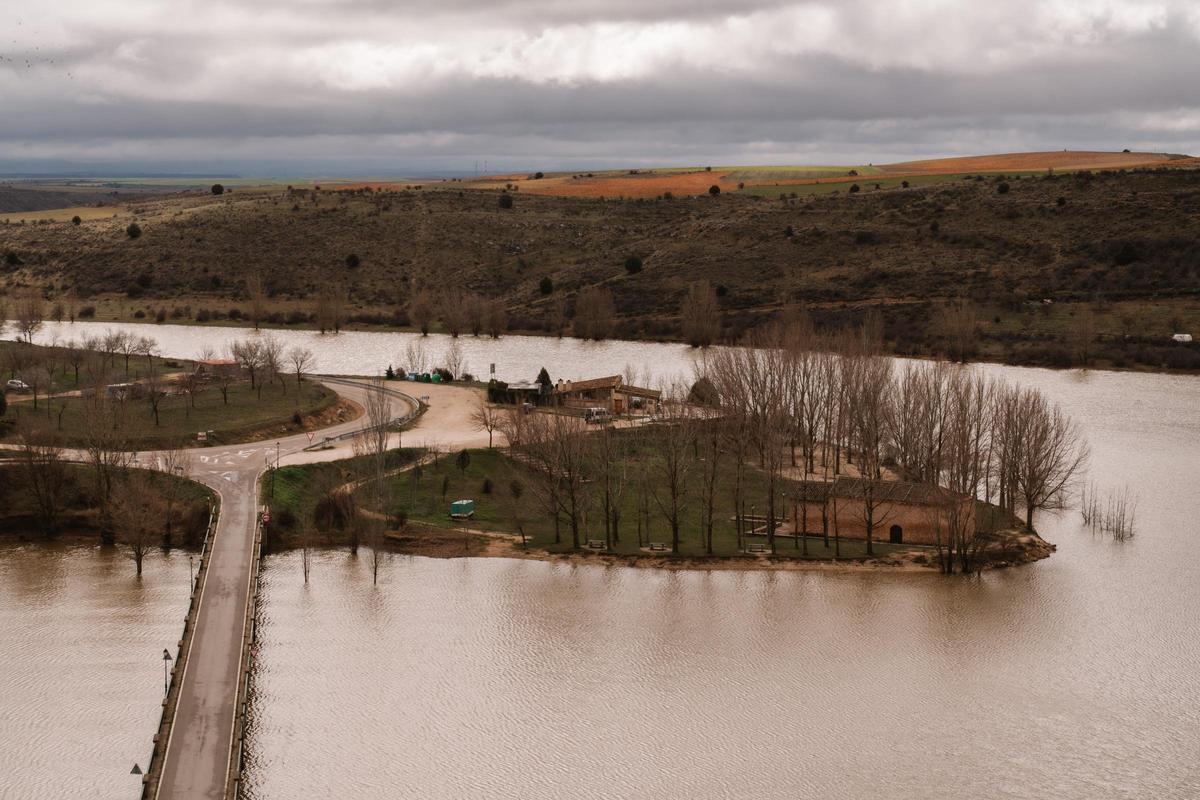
[369,442,917,561]
[1,379,337,449]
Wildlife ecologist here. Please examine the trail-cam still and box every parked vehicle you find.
[6,379,30,393]
[583,407,612,424]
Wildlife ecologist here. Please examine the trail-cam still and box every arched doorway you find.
[889,524,903,544]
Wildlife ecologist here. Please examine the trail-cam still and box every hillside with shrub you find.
[1,166,1199,370]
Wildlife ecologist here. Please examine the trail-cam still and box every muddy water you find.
[0,544,192,798]
[30,320,708,386]
[240,366,1200,799]
[12,321,1200,798]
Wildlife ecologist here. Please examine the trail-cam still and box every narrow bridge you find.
[150,379,415,799]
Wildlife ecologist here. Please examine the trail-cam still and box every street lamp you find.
[188,555,195,591]
[161,649,173,697]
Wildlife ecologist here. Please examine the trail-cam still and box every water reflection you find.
[0,544,192,798]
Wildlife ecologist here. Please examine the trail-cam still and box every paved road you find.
[155,379,415,800]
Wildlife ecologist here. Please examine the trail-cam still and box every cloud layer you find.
[2,0,1197,174]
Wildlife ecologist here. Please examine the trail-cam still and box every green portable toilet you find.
[450,499,475,519]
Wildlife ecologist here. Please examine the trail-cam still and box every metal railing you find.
[301,376,423,451]
[141,501,219,799]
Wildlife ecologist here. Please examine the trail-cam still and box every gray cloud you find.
[0,1,1196,174]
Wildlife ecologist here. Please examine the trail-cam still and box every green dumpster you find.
[450,499,475,519]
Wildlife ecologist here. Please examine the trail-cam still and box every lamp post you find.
[188,555,195,591]
[161,649,173,697]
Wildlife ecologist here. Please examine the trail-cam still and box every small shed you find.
[450,499,475,519]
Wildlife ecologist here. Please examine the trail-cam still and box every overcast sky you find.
[2,0,1197,176]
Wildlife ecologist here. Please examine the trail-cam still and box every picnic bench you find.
[746,543,769,554]
[647,542,668,552]
[586,539,607,551]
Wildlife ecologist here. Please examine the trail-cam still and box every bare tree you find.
[470,396,501,448]
[937,298,978,362]
[13,288,44,344]
[408,289,435,335]
[260,335,285,391]
[288,346,314,388]
[360,376,392,584]
[246,272,267,330]
[230,339,265,394]
[843,352,895,556]
[486,299,507,338]
[647,389,696,554]
[441,340,464,380]
[158,448,192,546]
[112,472,166,576]
[681,280,721,347]
[1009,387,1089,530]
[573,286,615,341]
[13,419,67,536]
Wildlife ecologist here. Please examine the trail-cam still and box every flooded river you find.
[0,544,192,798]
[7,322,1200,798]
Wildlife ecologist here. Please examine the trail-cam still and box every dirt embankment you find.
[365,523,1054,573]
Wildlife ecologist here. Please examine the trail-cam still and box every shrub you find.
[126,285,144,298]
[277,507,297,529]
[126,222,142,239]
[211,184,225,195]
[848,169,859,176]
[533,171,544,179]
[78,305,96,318]
[155,308,167,323]
[901,180,910,189]
[72,215,82,225]
[498,193,513,209]
[481,477,493,494]
[997,182,1010,194]
[136,272,153,288]
[849,184,861,194]
[291,410,303,425]
[1056,196,1067,206]
[3,251,22,266]
[345,253,360,269]
[133,309,146,318]
[539,276,553,295]
[196,308,212,322]
[715,284,728,297]
[929,220,940,234]
[625,255,643,274]
[708,185,721,196]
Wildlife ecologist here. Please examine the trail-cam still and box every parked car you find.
[583,407,612,424]
[6,379,30,393]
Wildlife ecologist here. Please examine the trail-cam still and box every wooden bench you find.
[746,543,769,554]
[647,542,668,552]
[586,539,607,551]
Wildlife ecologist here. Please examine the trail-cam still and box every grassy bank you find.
[1,379,338,449]
[263,442,922,563]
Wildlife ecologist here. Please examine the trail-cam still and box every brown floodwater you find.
[241,365,1200,799]
[7,325,1200,798]
[0,543,192,798]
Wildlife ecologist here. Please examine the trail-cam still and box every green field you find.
[369,444,915,561]
[1,379,337,449]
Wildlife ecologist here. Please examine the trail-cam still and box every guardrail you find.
[301,376,423,451]
[224,509,264,799]
[141,501,219,799]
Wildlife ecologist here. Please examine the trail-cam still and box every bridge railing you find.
[141,501,219,799]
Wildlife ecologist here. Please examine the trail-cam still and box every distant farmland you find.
[460,150,1193,199]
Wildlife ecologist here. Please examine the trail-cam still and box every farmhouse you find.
[554,375,661,415]
[788,477,975,546]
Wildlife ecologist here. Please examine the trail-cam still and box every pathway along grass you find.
[263,445,919,562]
[0,379,337,449]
